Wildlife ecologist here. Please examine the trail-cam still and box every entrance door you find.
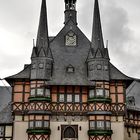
[61,125,78,140]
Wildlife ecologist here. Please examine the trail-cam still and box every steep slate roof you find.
[5,0,134,85]
[91,0,104,49]
[47,20,91,85]
[0,86,12,124]
[5,65,31,82]
[109,63,132,80]
[36,0,49,49]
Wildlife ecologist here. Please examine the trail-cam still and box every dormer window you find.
[66,65,74,73]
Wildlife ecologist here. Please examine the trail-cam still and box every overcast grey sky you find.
[0,0,140,83]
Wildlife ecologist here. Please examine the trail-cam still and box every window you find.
[37,88,44,96]
[67,65,74,73]
[29,121,34,128]
[31,89,35,96]
[106,121,111,130]
[59,94,65,102]
[35,121,42,128]
[97,121,104,130]
[44,121,49,128]
[0,126,4,136]
[75,94,80,102]
[45,89,50,97]
[90,121,95,130]
[67,94,72,102]
[96,89,104,97]
[105,89,109,98]
[89,89,95,98]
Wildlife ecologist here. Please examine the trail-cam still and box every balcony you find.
[27,128,51,135]
[88,129,113,136]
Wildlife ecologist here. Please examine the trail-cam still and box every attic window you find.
[67,65,74,73]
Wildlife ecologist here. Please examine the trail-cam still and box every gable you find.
[48,20,91,85]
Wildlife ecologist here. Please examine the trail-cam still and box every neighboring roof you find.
[5,65,31,82]
[0,86,12,124]
[0,103,13,124]
[109,63,132,80]
[126,81,140,110]
[0,86,11,112]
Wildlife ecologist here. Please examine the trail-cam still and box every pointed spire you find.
[91,0,104,49]
[36,0,49,48]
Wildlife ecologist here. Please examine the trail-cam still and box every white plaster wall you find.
[13,121,28,140]
[111,121,124,140]
[50,121,89,140]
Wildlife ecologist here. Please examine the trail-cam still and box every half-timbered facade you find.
[2,0,140,140]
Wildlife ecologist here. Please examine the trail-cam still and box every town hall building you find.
[0,0,140,140]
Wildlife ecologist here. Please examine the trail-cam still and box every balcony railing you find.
[12,102,124,115]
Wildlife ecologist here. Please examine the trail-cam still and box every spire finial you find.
[64,0,77,24]
[36,0,49,48]
[91,0,104,49]
[65,0,77,10]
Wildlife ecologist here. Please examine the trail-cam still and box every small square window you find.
[67,94,72,102]
[59,94,65,102]
[89,90,95,98]
[96,89,104,97]
[75,94,80,102]
[67,67,74,73]
[37,88,44,96]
